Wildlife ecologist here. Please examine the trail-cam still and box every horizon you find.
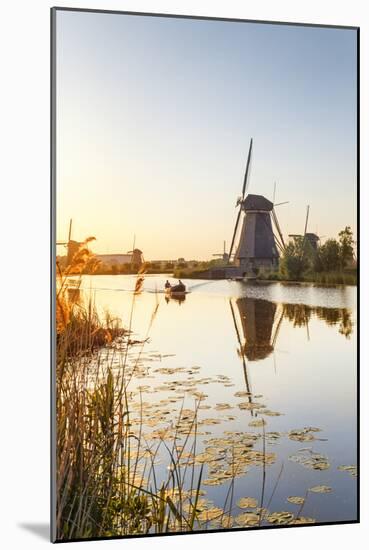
[56,10,357,260]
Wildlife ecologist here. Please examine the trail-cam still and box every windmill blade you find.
[68,219,73,242]
[300,205,310,260]
[271,305,284,348]
[228,206,242,261]
[241,138,253,199]
[274,201,289,207]
[259,213,284,253]
[271,209,286,250]
[303,205,310,236]
[228,138,253,262]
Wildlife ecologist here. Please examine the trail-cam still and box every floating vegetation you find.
[289,448,330,471]
[293,517,316,525]
[287,496,305,505]
[260,409,284,417]
[238,497,258,509]
[288,427,322,442]
[238,401,264,410]
[215,403,233,411]
[267,511,294,525]
[338,465,357,477]
[266,431,282,443]
[154,366,186,374]
[309,485,332,493]
[220,516,234,528]
[200,433,276,486]
[197,507,224,522]
[235,512,260,527]
[248,419,266,428]
[234,391,252,397]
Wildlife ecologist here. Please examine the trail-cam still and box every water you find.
[78,274,357,526]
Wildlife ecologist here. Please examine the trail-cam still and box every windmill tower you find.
[228,139,284,276]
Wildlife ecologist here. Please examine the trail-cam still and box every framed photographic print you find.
[51,7,359,543]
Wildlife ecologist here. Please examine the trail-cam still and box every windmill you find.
[212,241,229,262]
[126,233,144,268]
[56,219,80,265]
[228,139,286,276]
[289,206,320,252]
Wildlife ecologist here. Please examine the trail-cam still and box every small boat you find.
[165,283,186,294]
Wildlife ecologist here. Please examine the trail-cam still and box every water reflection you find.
[234,298,280,361]
[230,298,353,365]
[76,275,357,525]
[165,293,186,305]
[282,303,353,338]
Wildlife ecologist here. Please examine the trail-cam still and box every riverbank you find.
[172,267,357,286]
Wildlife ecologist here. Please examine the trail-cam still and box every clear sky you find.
[56,10,357,260]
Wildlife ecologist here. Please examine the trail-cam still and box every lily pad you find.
[293,516,315,525]
[248,419,266,428]
[267,511,294,525]
[309,485,332,493]
[238,497,258,509]
[338,465,357,477]
[287,496,305,505]
[235,512,259,527]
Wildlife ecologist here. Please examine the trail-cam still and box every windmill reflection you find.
[229,297,353,400]
[234,298,282,361]
[229,297,282,414]
[231,299,353,361]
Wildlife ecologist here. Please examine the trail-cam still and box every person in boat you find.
[177,280,185,292]
[164,280,171,289]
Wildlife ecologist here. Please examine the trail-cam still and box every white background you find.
[0,0,367,548]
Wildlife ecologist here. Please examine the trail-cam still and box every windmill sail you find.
[228,138,253,261]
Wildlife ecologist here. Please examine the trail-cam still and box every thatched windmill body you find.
[228,139,285,276]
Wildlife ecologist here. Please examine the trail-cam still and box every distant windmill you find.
[228,139,286,276]
[56,219,80,265]
[213,240,229,262]
[289,206,321,252]
[127,235,144,268]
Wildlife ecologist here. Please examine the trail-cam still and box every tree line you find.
[279,226,356,282]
